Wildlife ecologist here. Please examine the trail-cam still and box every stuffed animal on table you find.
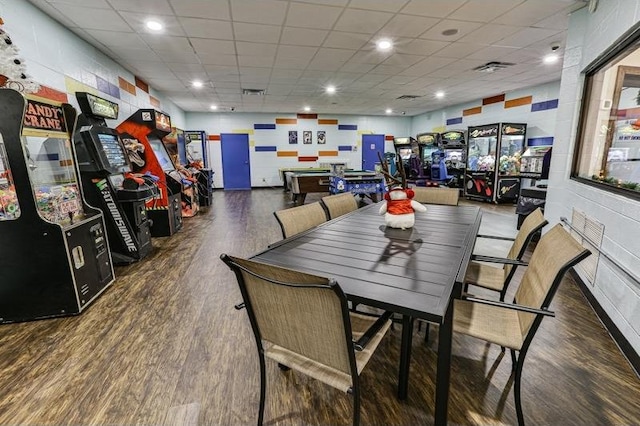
[379,187,427,230]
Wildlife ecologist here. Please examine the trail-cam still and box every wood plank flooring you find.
[0,188,638,425]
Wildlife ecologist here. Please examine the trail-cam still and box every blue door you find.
[362,134,385,171]
[221,133,251,190]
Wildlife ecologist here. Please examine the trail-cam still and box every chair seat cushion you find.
[453,299,525,350]
[464,261,505,291]
[264,312,391,393]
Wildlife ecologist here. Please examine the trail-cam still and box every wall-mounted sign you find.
[86,93,118,120]
[23,98,66,133]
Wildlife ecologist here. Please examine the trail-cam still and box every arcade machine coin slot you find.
[0,89,115,323]
[116,109,183,237]
[74,92,157,264]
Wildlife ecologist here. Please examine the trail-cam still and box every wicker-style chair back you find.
[503,208,548,280]
[274,202,328,239]
[321,192,359,219]
[411,187,459,205]
[221,254,392,426]
[514,224,589,334]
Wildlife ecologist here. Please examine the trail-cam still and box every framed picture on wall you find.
[317,130,326,144]
[303,130,312,144]
[289,130,298,144]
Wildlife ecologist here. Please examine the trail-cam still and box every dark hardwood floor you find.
[0,188,638,425]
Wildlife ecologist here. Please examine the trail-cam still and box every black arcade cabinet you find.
[0,89,114,323]
[74,92,157,264]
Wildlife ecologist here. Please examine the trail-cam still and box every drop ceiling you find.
[27,0,587,116]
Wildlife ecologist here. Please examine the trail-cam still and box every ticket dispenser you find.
[74,92,158,264]
[0,89,114,323]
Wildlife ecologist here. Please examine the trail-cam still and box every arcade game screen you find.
[149,137,175,172]
[398,147,413,160]
[445,149,465,164]
[22,135,85,225]
[97,133,127,169]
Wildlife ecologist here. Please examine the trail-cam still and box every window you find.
[573,26,640,197]
[0,133,21,220]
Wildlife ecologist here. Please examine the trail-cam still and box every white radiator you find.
[570,209,604,286]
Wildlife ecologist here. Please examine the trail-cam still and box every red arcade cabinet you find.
[116,109,183,237]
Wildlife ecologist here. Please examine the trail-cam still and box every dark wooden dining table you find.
[252,202,482,425]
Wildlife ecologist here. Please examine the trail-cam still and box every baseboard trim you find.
[571,269,640,378]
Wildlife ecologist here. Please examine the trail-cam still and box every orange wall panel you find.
[505,96,533,108]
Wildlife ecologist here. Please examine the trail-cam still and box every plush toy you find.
[379,187,427,229]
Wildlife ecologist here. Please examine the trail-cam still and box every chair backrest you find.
[321,192,359,219]
[412,187,459,205]
[503,208,548,280]
[221,255,355,376]
[274,201,328,239]
[514,224,591,336]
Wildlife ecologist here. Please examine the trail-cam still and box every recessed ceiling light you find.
[441,28,458,36]
[385,108,392,114]
[146,20,163,31]
[210,105,218,110]
[376,39,392,51]
[326,85,336,94]
[435,91,445,99]
[543,54,559,64]
[192,80,203,88]
[304,106,311,112]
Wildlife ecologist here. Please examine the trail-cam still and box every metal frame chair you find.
[411,186,460,205]
[273,201,327,239]
[221,254,392,426]
[320,192,359,219]
[465,208,548,301]
[453,224,591,426]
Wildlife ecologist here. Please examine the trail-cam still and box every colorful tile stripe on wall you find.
[446,93,558,126]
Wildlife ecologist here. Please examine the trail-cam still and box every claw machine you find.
[465,123,526,203]
[0,89,114,323]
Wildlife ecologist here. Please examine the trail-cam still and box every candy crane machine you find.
[0,89,114,323]
[74,92,158,264]
[116,109,183,237]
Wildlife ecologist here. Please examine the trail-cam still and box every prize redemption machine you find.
[465,123,526,203]
[116,109,183,237]
[73,92,158,264]
[0,89,114,323]
[185,130,213,208]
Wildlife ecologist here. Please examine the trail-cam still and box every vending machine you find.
[0,89,114,323]
[74,92,158,264]
[465,123,527,203]
[116,109,183,237]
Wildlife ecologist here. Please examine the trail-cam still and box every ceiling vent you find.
[396,95,422,100]
[242,88,266,95]
[472,61,515,73]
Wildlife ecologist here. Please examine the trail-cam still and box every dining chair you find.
[273,201,327,239]
[465,208,548,301]
[220,254,393,426]
[411,186,460,205]
[320,192,359,219]
[453,224,591,426]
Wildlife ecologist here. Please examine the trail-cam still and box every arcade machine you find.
[73,92,157,264]
[438,130,467,189]
[163,127,199,218]
[0,89,114,323]
[416,132,440,177]
[465,123,526,203]
[116,109,183,237]
[393,137,421,180]
[185,130,213,208]
[517,144,552,229]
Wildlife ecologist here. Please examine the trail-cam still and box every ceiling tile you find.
[85,29,145,48]
[49,0,111,7]
[272,56,313,70]
[238,55,274,67]
[276,45,318,60]
[323,31,370,50]
[459,24,522,45]
[399,57,457,76]
[396,38,450,56]
[497,27,563,48]
[381,53,424,68]
[400,0,466,18]
[110,46,162,62]
[140,35,192,51]
[348,0,408,13]
[419,19,483,42]
[120,11,185,36]
[448,0,524,23]
[378,14,439,38]
[107,0,173,14]
[493,0,575,26]
[230,0,288,25]
[285,2,344,30]
[280,27,328,46]
[155,49,200,63]
[198,53,238,66]
[169,0,231,20]
[233,22,281,43]
[179,17,233,39]
[333,9,393,34]
[50,4,132,31]
[234,42,276,57]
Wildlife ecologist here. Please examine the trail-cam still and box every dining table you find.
[252,201,482,425]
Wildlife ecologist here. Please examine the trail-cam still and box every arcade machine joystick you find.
[73,92,158,264]
[0,89,115,323]
[116,108,183,237]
